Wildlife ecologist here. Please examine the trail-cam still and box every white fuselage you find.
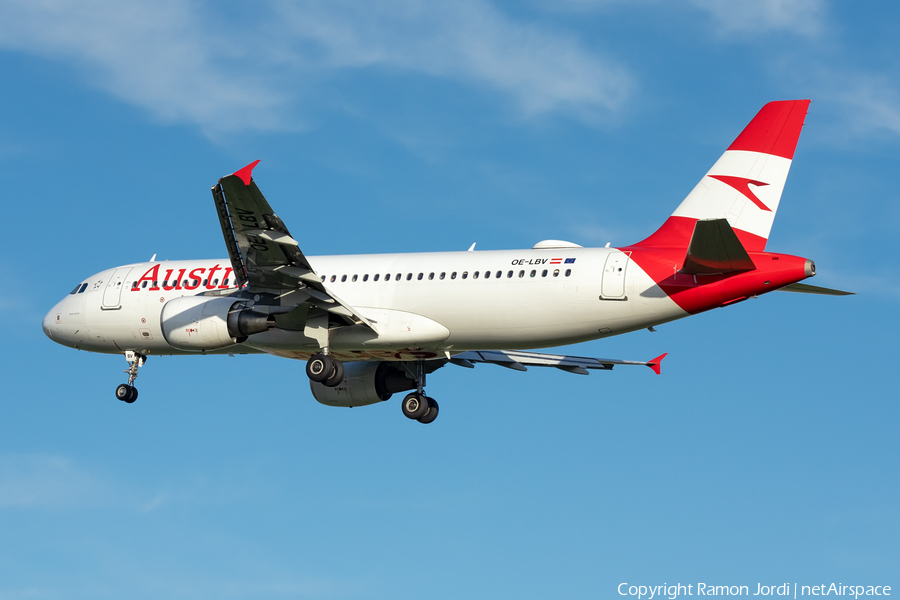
[42,246,687,362]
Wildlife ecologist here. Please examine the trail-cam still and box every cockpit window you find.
[69,284,81,294]
[78,283,88,293]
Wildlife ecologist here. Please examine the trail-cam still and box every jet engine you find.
[310,361,417,408]
[161,296,274,351]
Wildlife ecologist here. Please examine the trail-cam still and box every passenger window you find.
[473,271,479,279]
[541,269,548,277]
[341,275,347,282]
[484,271,490,279]
[321,276,326,282]
[331,275,336,282]
[374,274,380,281]
[406,273,412,281]
[451,272,457,280]
[79,283,88,293]
[417,273,424,280]
[395,273,401,281]
[440,272,446,280]
[530,270,536,278]
[518,270,525,278]
[385,273,391,281]
[553,269,560,277]
[142,281,148,288]
[462,271,468,279]
[153,281,158,287]
[565,269,571,277]
[131,282,138,289]
[224,278,230,286]
[428,273,434,280]
[507,271,513,278]
[363,274,369,282]
[202,279,208,286]
[352,274,358,282]
[496,270,502,278]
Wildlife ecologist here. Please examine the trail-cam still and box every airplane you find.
[42,100,851,424]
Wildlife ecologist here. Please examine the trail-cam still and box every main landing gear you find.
[115,351,145,403]
[306,353,345,387]
[400,360,439,425]
[401,392,439,424]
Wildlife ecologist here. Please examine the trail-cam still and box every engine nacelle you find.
[310,361,417,408]
[161,296,274,351]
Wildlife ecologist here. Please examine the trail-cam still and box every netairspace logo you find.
[617,582,892,599]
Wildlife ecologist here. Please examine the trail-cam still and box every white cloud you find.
[0,0,633,137]
[531,0,825,37]
[829,75,900,138]
[768,61,900,143]
[0,0,287,136]
[688,0,825,37]
[272,1,632,118]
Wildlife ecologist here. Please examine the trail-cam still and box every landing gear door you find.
[601,251,629,300]
[102,267,132,310]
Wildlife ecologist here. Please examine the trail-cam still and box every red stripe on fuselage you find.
[622,216,810,315]
[631,216,768,252]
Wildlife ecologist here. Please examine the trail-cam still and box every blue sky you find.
[1,0,898,598]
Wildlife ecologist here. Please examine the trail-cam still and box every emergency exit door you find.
[102,267,132,309]
[601,252,629,299]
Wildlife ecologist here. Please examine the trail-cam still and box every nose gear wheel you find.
[115,351,145,403]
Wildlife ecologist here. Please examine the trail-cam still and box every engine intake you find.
[161,296,274,351]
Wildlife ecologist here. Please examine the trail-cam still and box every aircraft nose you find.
[42,307,57,339]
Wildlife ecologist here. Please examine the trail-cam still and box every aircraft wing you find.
[450,350,667,375]
[211,160,375,328]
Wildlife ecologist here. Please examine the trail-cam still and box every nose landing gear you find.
[115,351,145,403]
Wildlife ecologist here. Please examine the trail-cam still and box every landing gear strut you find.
[115,351,145,403]
[400,360,439,424]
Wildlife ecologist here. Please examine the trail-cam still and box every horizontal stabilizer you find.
[680,218,756,275]
[777,283,855,296]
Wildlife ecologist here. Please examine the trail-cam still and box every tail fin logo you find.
[708,175,771,212]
